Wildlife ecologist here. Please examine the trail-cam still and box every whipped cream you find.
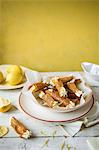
[22,130,32,139]
[60,87,67,97]
[69,78,75,83]
[42,76,50,84]
[39,91,45,98]
[75,90,82,97]
[66,101,75,109]
[52,101,58,107]
[80,96,85,105]
[50,77,59,86]
[48,89,53,92]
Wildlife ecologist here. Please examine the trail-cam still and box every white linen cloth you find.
[87,138,99,150]
[53,101,99,137]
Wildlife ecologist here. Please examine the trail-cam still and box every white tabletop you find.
[0,72,99,150]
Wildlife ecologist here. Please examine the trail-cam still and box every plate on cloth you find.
[19,92,94,123]
[0,64,39,90]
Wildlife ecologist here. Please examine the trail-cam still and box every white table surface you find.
[0,72,99,150]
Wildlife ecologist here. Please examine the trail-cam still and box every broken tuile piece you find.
[10,117,32,139]
[46,90,70,107]
[67,92,80,99]
[39,91,57,108]
[71,99,80,105]
[29,82,47,93]
[59,76,73,83]
[67,82,82,97]
[74,79,81,85]
[50,77,67,97]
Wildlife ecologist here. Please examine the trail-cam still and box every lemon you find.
[0,71,4,83]
[6,65,23,75]
[0,126,9,137]
[6,72,23,85]
[0,97,11,112]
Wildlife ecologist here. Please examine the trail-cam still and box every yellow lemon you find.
[0,97,12,112]
[6,72,23,85]
[6,65,23,75]
[0,71,4,83]
[0,126,9,137]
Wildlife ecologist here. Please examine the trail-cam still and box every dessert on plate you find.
[29,75,91,110]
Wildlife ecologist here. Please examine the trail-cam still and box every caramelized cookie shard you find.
[50,77,67,97]
[29,82,47,93]
[59,76,73,83]
[71,99,80,105]
[74,79,81,85]
[39,91,57,108]
[10,117,32,139]
[67,92,80,99]
[46,90,70,107]
[67,82,82,97]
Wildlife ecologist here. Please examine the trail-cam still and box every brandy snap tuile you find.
[30,82,47,93]
[39,91,57,108]
[59,76,73,83]
[67,82,82,97]
[46,90,70,107]
[50,77,67,97]
[10,117,32,139]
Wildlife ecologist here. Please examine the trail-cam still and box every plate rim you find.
[19,92,94,123]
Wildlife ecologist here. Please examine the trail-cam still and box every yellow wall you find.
[0,1,3,64]
[0,1,99,71]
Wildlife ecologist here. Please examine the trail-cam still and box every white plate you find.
[19,92,94,123]
[0,64,39,90]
